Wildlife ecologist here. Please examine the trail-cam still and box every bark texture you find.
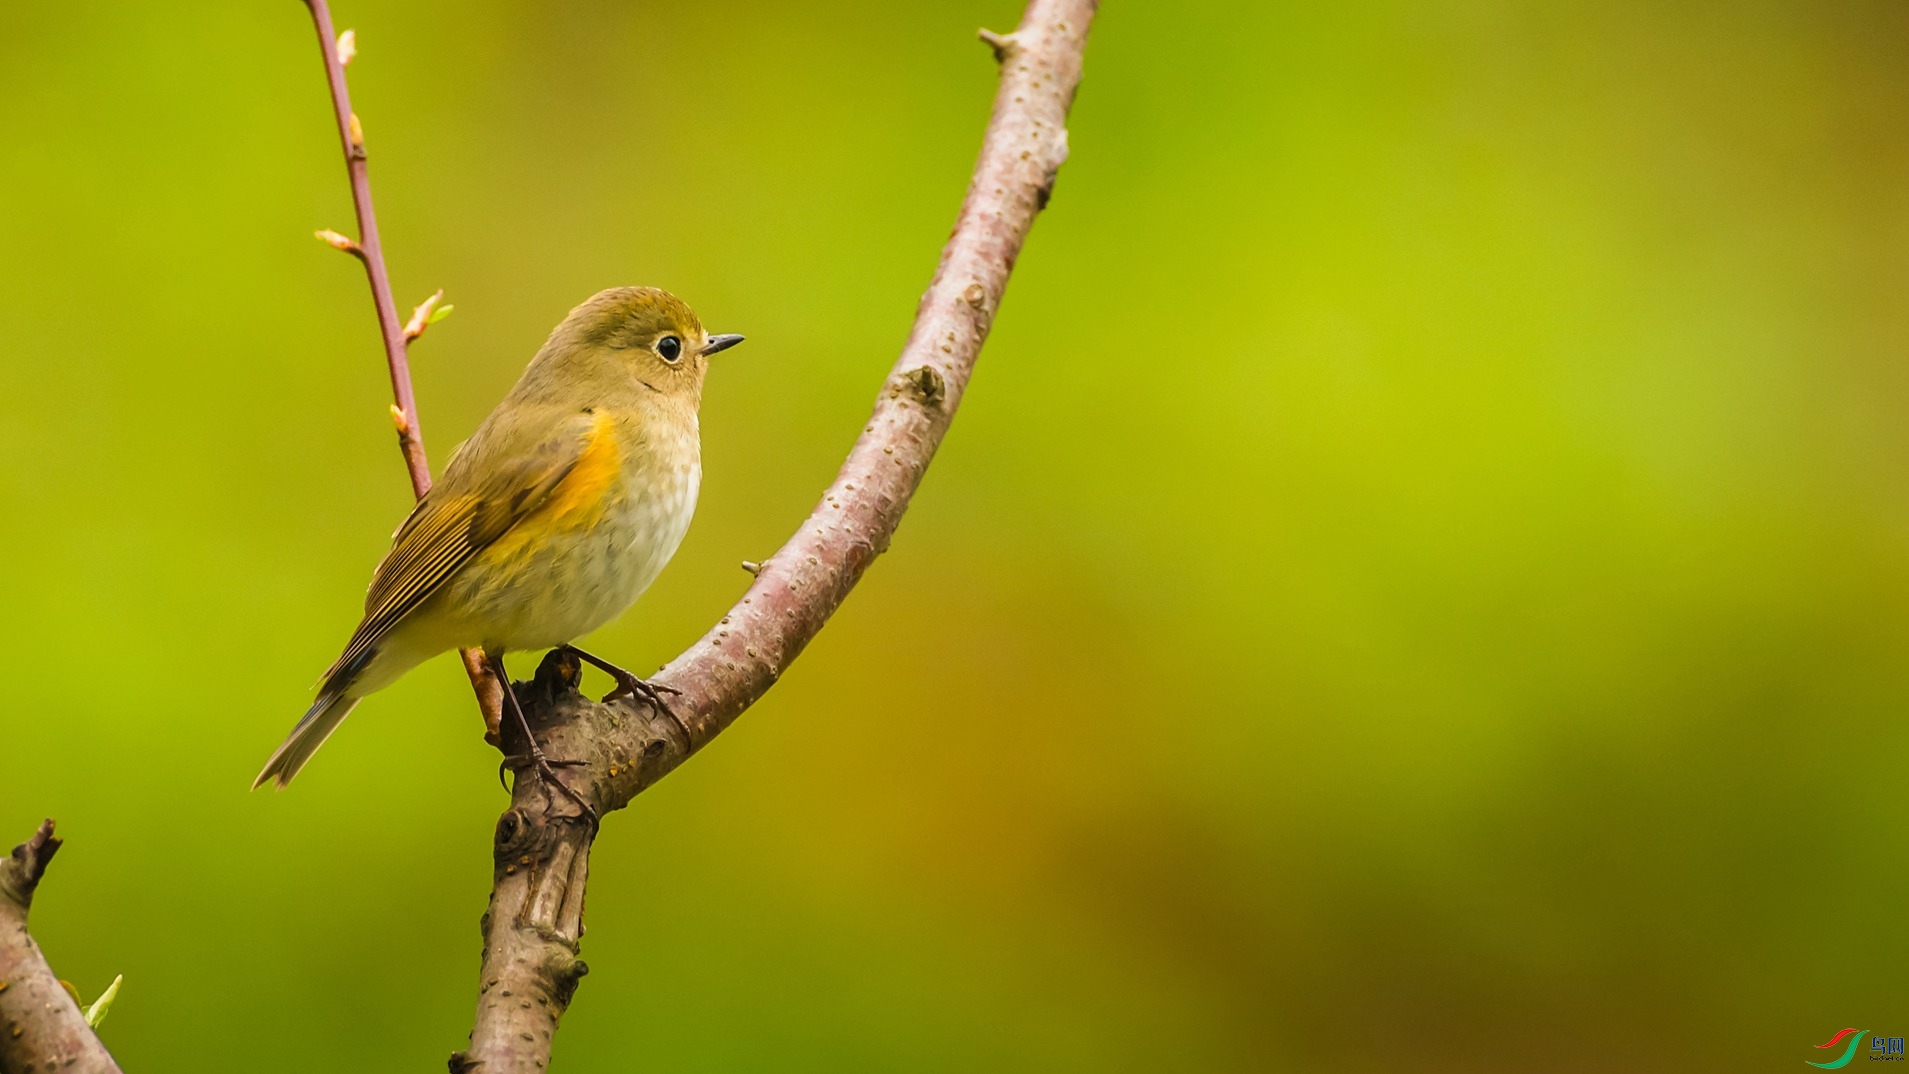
[453,0,1098,1068]
[0,822,120,1074]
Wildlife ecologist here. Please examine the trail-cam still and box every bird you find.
[254,286,743,804]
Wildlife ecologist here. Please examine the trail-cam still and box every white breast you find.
[454,435,701,653]
[536,454,700,648]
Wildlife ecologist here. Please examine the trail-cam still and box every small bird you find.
[254,286,742,797]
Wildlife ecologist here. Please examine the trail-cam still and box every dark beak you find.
[700,333,745,356]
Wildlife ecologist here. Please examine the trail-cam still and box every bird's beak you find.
[700,333,745,356]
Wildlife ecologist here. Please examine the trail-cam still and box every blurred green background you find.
[3,0,1907,1069]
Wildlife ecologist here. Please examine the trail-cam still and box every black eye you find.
[657,335,682,363]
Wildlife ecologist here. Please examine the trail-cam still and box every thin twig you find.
[299,0,503,736]
[456,2,1097,1069]
[300,0,427,492]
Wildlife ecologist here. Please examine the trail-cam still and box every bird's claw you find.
[557,644,694,749]
[603,676,692,749]
[496,753,598,828]
[603,675,676,706]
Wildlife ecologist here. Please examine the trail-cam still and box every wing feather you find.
[318,413,599,691]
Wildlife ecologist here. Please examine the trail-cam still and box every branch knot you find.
[897,365,947,408]
[978,28,1018,62]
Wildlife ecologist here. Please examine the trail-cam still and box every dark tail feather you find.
[252,691,362,790]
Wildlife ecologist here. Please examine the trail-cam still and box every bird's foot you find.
[495,755,586,791]
[605,670,680,710]
[487,650,598,827]
[499,747,597,828]
[558,645,693,748]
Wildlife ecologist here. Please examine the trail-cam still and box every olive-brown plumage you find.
[255,287,742,789]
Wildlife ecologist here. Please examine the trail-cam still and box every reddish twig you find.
[300,0,426,492]
[455,2,1098,1069]
[299,0,503,736]
[0,821,122,1074]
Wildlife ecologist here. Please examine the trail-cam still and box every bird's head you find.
[540,286,744,406]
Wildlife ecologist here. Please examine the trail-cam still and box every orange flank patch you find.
[542,411,621,526]
[464,411,622,584]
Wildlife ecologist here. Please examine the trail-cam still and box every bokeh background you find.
[3,1,1907,1070]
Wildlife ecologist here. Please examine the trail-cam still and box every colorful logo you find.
[1810,1030,1868,1069]
[1809,1028,1906,1067]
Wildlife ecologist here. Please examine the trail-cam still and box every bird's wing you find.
[320,410,601,691]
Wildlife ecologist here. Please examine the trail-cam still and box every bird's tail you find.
[252,691,362,790]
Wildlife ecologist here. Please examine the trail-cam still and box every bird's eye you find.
[656,335,683,363]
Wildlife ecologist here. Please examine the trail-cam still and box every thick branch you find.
[456,1,1096,1069]
[652,0,1090,762]
[0,821,121,1074]
[299,0,504,736]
